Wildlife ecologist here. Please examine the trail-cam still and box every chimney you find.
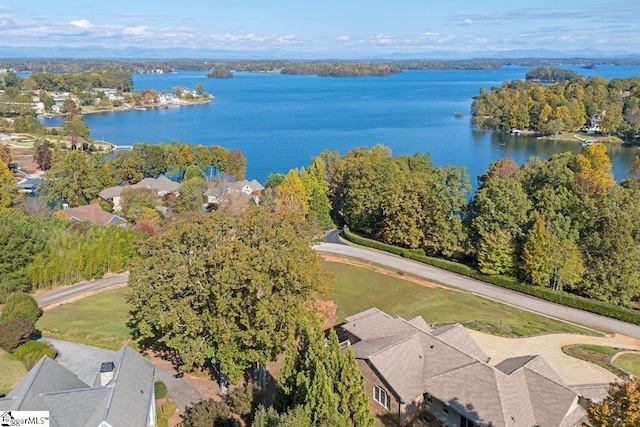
[99,361,115,386]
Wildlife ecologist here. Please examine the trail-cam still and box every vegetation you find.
[275,323,373,427]
[614,354,640,378]
[563,344,628,378]
[321,256,598,337]
[0,292,42,324]
[37,287,132,350]
[178,399,236,427]
[12,341,58,369]
[127,207,329,382]
[588,379,640,426]
[0,319,36,352]
[525,66,581,83]
[331,144,640,312]
[0,349,27,397]
[471,75,640,137]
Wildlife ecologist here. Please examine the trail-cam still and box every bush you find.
[0,292,42,324]
[341,227,640,326]
[13,341,57,369]
[154,380,168,399]
[162,400,177,418]
[0,319,35,351]
[227,384,259,417]
[179,399,236,427]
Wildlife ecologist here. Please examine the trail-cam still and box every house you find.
[338,308,587,427]
[584,111,606,134]
[0,346,156,427]
[99,176,179,210]
[63,204,127,226]
[205,179,264,207]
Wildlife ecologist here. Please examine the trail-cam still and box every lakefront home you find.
[0,346,156,427]
[98,175,179,210]
[338,308,587,427]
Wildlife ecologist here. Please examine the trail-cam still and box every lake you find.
[43,65,640,188]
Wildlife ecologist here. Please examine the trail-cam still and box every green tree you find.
[275,323,372,427]
[265,173,286,189]
[127,208,329,383]
[0,292,42,324]
[39,151,104,207]
[177,175,207,212]
[178,399,237,427]
[251,405,311,427]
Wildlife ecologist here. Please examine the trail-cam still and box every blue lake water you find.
[43,65,640,188]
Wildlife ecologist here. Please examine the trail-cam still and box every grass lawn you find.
[0,350,27,397]
[37,287,133,350]
[321,257,600,337]
[613,353,640,378]
[562,344,628,378]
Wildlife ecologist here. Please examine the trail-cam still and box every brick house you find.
[338,308,587,427]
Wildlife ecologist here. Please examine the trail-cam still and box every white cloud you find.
[123,26,147,36]
[421,32,440,37]
[462,18,473,25]
[336,35,350,42]
[69,19,94,29]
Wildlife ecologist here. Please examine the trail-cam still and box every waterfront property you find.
[98,175,179,210]
[338,308,587,426]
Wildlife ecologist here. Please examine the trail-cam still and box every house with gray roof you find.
[0,346,156,427]
[98,175,179,211]
[338,308,587,427]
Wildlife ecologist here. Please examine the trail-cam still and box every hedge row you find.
[340,226,640,326]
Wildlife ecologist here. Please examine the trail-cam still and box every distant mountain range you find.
[1,45,639,61]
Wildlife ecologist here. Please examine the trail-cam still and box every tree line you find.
[471,74,640,138]
[525,66,582,83]
[269,144,640,309]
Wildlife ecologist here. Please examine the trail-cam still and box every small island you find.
[525,66,582,83]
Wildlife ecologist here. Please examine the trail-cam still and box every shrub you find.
[227,384,259,417]
[340,227,640,326]
[0,319,35,351]
[179,399,236,427]
[154,380,168,399]
[162,400,177,418]
[13,341,57,369]
[0,292,42,324]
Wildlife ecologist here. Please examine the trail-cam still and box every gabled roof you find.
[0,346,155,427]
[341,308,587,427]
[99,175,179,200]
[64,204,127,226]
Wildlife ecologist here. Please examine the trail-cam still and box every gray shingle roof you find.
[0,346,155,427]
[342,308,587,427]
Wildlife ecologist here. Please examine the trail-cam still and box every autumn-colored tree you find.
[127,208,329,383]
[276,169,309,219]
[588,380,640,426]
[573,143,615,196]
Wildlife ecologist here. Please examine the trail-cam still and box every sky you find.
[1,1,639,58]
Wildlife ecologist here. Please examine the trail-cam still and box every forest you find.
[285,144,640,309]
[525,66,582,82]
[471,74,640,137]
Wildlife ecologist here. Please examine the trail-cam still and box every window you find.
[374,385,390,410]
[443,405,449,414]
[424,393,433,403]
[461,415,476,427]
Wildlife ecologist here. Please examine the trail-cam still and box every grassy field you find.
[321,257,599,337]
[0,350,27,397]
[563,344,633,378]
[613,353,640,378]
[33,255,598,353]
[37,287,133,350]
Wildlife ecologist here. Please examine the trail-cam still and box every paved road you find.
[35,273,129,308]
[314,232,640,340]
